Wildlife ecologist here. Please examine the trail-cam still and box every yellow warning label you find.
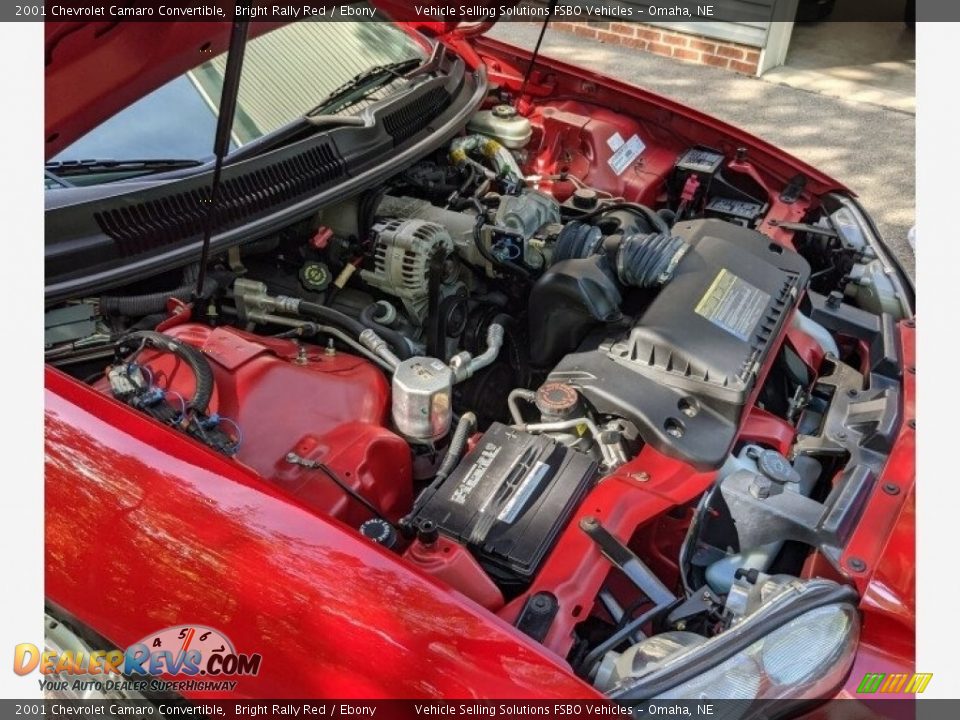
[694,268,769,342]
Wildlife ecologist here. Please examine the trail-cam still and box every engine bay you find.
[46,87,911,695]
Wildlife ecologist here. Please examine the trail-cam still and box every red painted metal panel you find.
[45,367,597,699]
[92,324,412,525]
[841,322,916,674]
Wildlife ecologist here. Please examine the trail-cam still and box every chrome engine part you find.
[391,321,506,443]
[360,218,454,326]
[495,189,561,239]
[494,190,561,269]
[375,190,560,278]
[392,356,454,442]
[376,195,479,265]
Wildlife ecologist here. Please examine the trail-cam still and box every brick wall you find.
[551,21,762,76]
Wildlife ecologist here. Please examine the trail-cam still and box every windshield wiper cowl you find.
[305,58,423,118]
[46,158,205,178]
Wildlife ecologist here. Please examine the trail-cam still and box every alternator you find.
[361,218,454,325]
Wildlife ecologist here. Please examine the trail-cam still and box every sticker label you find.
[607,134,645,176]
[606,132,625,151]
[450,442,501,505]
[695,269,769,342]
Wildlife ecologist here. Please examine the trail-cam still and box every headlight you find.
[759,604,856,686]
[608,579,860,709]
[656,603,859,701]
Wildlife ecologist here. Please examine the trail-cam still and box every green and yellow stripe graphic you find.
[857,672,933,694]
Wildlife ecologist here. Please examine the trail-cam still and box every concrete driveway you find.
[488,23,916,277]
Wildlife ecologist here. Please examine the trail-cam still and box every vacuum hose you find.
[297,300,367,337]
[298,300,408,366]
[231,280,410,367]
[359,303,411,361]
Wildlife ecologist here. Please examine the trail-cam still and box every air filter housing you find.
[548,219,810,469]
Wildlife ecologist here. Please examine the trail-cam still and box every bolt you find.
[848,557,867,573]
[908,419,916,430]
[908,366,916,374]
[882,483,901,496]
[837,431,848,440]
[580,516,599,530]
[750,478,772,499]
[531,595,551,611]
[295,344,308,365]
[417,519,439,546]
[847,389,859,397]
[631,471,651,482]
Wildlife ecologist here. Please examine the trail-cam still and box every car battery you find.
[412,422,598,586]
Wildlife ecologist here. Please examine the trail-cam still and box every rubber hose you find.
[575,201,670,235]
[299,301,409,360]
[119,331,215,413]
[358,187,385,241]
[128,313,168,332]
[298,301,367,337]
[435,412,477,484]
[360,304,411,361]
[457,164,477,198]
[616,231,690,288]
[490,312,512,331]
[657,207,677,225]
[403,411,479,528]
[553,221,604,263]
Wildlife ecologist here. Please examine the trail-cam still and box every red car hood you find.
[44,2,514,158]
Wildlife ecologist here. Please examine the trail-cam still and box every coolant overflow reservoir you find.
[467,104,532,149]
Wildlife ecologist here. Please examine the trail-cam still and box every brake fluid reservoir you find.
[467,104,533,149]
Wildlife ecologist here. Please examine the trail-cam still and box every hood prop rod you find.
[516,0,557,105]
[194,10,251,301]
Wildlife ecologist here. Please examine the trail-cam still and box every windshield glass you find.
[48,9,428,185]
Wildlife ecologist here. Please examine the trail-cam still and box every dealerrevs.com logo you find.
[14,625,262,694]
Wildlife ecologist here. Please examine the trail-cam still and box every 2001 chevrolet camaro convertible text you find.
[43,2,915,705]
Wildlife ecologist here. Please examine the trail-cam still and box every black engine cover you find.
[548,219,810,469]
